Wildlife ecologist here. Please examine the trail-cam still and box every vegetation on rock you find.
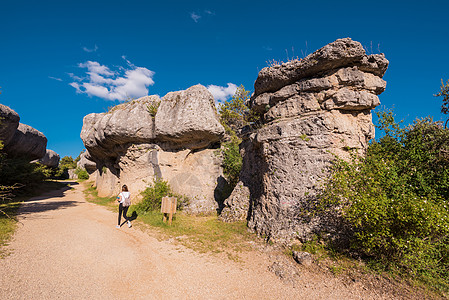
[319,109,449,292]
[217,85,259,188]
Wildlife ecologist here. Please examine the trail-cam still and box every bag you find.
[122,193,131,207]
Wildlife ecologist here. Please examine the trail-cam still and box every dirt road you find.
[0,182,405,299]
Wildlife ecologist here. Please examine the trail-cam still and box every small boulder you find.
[292,251,313,266]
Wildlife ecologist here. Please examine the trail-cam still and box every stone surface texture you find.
[4,123,47,161]
[38,149,60,168]
[0,104,20,146]
[77,150,97,174]
[80,85,226,213]
[221,38,388,242]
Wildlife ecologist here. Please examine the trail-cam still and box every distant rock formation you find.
[77,151,97,174]
[38,149,60,168]
[80,85,226,213]
[221,38,389,242]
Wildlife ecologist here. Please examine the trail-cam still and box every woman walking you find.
[116,184,132,228]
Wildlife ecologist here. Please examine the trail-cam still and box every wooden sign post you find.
[161,196,177,225]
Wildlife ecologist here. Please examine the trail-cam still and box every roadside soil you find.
[0,182,436,299]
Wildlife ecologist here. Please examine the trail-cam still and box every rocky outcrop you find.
[38,149,60,168]
[76,150,97,174]
[221,38,388,242]
[80,85,226,213]
[155,85,224,149]
[0,104,20,146]
[4,123,47,161]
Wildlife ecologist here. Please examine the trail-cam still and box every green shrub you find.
[319,110,449,291]
[75,168,89,180]
[135,178,189,213]
[221,137,242,187]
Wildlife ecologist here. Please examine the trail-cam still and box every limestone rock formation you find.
[221,38,388,242]
[80,85,225,213]
[155,84,224,149]
[4,123,47,161]
[81,96,160,162]
[77,150,97,174]
[38,149,60,168]
[0,104,20,146]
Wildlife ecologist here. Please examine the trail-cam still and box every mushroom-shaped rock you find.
[155,84,224,149]
[253,38,389,97]
[4,123,47,161]
[0,104,20,146]
[80,96,160,162]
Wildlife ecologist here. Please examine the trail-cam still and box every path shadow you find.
[16,181,81,217]
[23,181,79,202]
[118,211,138,227]
[17,200,79,216]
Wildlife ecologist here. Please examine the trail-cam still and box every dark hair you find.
[122,185,128,192]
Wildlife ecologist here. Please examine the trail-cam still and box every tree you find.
[435,79,449,127]
[218,85,259,135]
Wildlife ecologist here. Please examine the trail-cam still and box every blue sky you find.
[1,0,448,159]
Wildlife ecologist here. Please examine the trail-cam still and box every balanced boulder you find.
[0,104,20,146]
[4,123,47,161]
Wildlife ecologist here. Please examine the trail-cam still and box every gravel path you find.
[0,182,401,299]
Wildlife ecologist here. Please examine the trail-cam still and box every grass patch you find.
[82,183,116,208]
[0,202,21,257]
[83,182,258,256]
[129,208,255,254]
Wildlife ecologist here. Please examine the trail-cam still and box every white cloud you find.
[204,10,215,15]
[48,76,62,81]
[69,59,155,101]
[83,45,98,53]
[190,12,201,22]
[207,83,238,105]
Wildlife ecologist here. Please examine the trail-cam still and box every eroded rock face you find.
[76,150,97,174]
[4,123,47,161]
[38,149,60,168]
[80,85,226,213]
[81,96,160,162]
[221,38,388,242]
[0,104,20,146]
[155,84,224,149]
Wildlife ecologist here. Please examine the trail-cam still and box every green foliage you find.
[55,156,77,178]
[319,109,449,291]
[221,136,242,187]
[147,100,160,118]
[218,85,260,134]
[74,168,89,180]
[217,85,258,189]
[135,178,189,213]
[435,79,449,117]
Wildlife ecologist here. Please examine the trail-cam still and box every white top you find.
[119,192,131,204]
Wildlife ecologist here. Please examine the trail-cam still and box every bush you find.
[319,110,449,290]
[135,178,189,213]
[75,168,89,180]
[221,137,242,187]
